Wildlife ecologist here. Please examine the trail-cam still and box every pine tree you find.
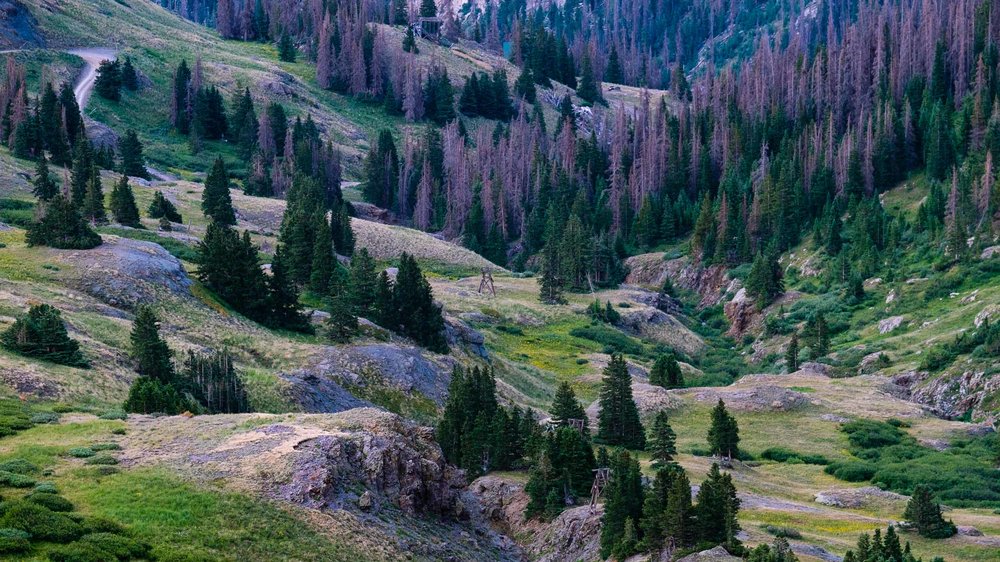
[514,67,536,103]
[277,34,296,62]
[181,350,250,414]
[94,59,122,101]
[786,333,800,372]
[265,246,310,332]
[31,154,58,201]
[576,53,602,105]
[121,57,138,91]
[604,45,623,84]
[123,377,185,415]
[202,156,237,225]
[197,223,268,321]
[695,463,742,550]
[70,137,94,206]
[402,26,419,54]
[599,448,644,559]
[109,175,141,227]
[308,213,334,294]
[805,313,830,359]
[707,399,740,459]
[596,354,645,449]
[392,0,408,25]
[649,354,683,389]
[904,485,956,538]
[1,304,88,367]
[664,470,696,548]
[648,411,677,470]
[81,166,108,225]
[392,253,449,352]
[25,195,102,249]
[119,129,149,179]
[347,248,378,317]
[746,251,784,309]
[550,381,588,430]
[419,0,437,17]
[148,191,182,223]
[129,306,174,383]
[324,271,358,344]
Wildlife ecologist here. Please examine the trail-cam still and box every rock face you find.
[471,475,603,562]
[878,316,905,334]
[0,1,44,48]
[624,254,736,308]
[675,546,741,562]
[691,380,810,412]
[617,306,705,356]
[54,236,193,308]
[282,343,456,412]
[586,382,684,425]
[893,369,1000,423]
[122,409,518,561]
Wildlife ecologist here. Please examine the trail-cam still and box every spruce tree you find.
[649,354,683,389]
[550,381,588,430]
[109,175,141,227]
[599,449,644,559]
[94,59,122,101]
[130,306,174,383]
[707,399,740,459]
[347,248,378,317]
[1,304,88,367]
[148,191,183,223]
[277,34,296,62]
[81,165,108,224]
[202,156,237,225]
[372,270,394,327]
[576,53,602,105]
[121,57,138,91]
[904,485,956,538]
[119,129,149,179]
[197,223,268,321]
[324,275,358,344]
[786,333,800,372]
[25,195,102,249]
[266,246,310,332]
[695,463,742,551]
[596,354,645,449]
[31,154,58,201]
[181,350,250,414]
[70,137,94,206]
[648,410,677,470]
[123,377,185,415]
[664,471,696,548]
[402,26,419,54]
[419,0,437,17]
[392,253,449,353]
[308,213,334,294]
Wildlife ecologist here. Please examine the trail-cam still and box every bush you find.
[30,412,61,424]
[27,493,74,512]
[110,428,127,435]
[79,532,151,559]
[67,447,95,458]
[761,524,802,539]
[760,447,798,462]
[89,443,121,452]
[824,461,877,482]
[840,420,903,449]
[800,454,831,465]
[0,501,82,542]
[569,325,645,356]
[0,528,30,554]
[0,471,36,488]
[84,454,118,466]
[34,482,58,494]
[98,410,127,421]
[77,516,125,536]
[0,458,39,475]
[47,542,115,562]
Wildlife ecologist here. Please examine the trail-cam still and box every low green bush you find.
[77,516,125,536]
[0,501,82,542]
[760,447,829,465]
[0,471,36,488]
[30,412,61,424]
[569,325,645,356]
[0,458,39,475]
[110,428,127,435]
[34,482,58,494]
[83,454,118,466]
[67,447,95,458]
[78,532,151,560]
[840,419,903,449]
[824,461,877,482]
[0,528,30,554]
[89,443,121,452]
[27,493,74,512]
[98,410,127,421]
[761,524,802,539]
[47,542,115,562]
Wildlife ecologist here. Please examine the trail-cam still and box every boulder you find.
[975,304,999,328]
[676,546,741,562]
[617,306,705,356]
[878,316,905,334]
[981,245,1000,260]
[444,316,488,358]
[692,383,810,412]
[814,487,908,509]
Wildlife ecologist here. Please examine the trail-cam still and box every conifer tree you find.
[277,34,296,62]
[1,304,88,367]
[324,270,358,344]
[649,354,683,389]
[695,463,742,551]
[663,471,696,548]
[121,57,138,91]
[371,270,394,327]
[648,411,677,470]
[745,251,784,309]
[202,156,237,225]
[109,175,141,227]
[402,26,419,54]
[524,426,595,518]
[70,137,94,206]
[391,253,448,352]
[265,246,310,332]
[419,0,437,17]
[347,248,378,317]
[903,485,956,538]
[576,53,602,105]
[25,195,102,249]
[181,350,250,414]
[707,399,740,459]
[514,67,536,103]
[599,448,644,559]
[129,306,175,383]
[596,354,645,449]
[148,191,183,223]
[197,223,268,320]
[804,313,830,359]
[94,59,122,101]
[81,166,108,225]
[119,129,149,179]
[550,381,588,431]
[31,154,58,201]
[786,333,800,372]
[604,45,623,84]
[308,213,334,294]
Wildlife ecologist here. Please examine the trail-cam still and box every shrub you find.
[79,532,151,559]
[824,461,876,482]
[760,447,798,462]
[840,420,903,449]
[47,542,115,562]
[0,304,89,367]
[569,325,645,356]
[27,493,74,512]
[800,454,831,465]
[0,458,39,475]
[84,454,118,466]
[0,501,82,542]
[34,482,58,494]
[77,516,125,536]
[89,443,121,452]
[67,447,95,458]
[98,410,127,421]
[93,466,119,476]
[30,412,61,424]
[110,428,127,435]
[0,528,30,554]
[0,471,36,488]
[761,525,802,539]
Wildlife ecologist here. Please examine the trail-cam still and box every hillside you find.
[0,0,998,561]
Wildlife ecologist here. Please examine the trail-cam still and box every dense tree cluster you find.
[437,365,537,478]
[648,353,683,389]
[903,485,957,539]
[707,399,740,459]
[843,526,942,562]
[459,71,513,121]
[0,304,88,368]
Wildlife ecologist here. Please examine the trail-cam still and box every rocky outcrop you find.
[676,546,742,562]
[624,254,737,308]
[471,475,603,562]
[445,315,488,358]
[53,235,193,308]
[893,369,1000,423]
[878,316,905,334]
[586,382,684,424]
[122,409,519,561]
[691,379,811,412]
[0,1,43,48]
[617,306,705,356]
[814,487,908,509]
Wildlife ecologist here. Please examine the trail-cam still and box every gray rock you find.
[676,546,741,562]
[358,490,374,510]
[981,245,1000,260]
[878,316,905,334]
